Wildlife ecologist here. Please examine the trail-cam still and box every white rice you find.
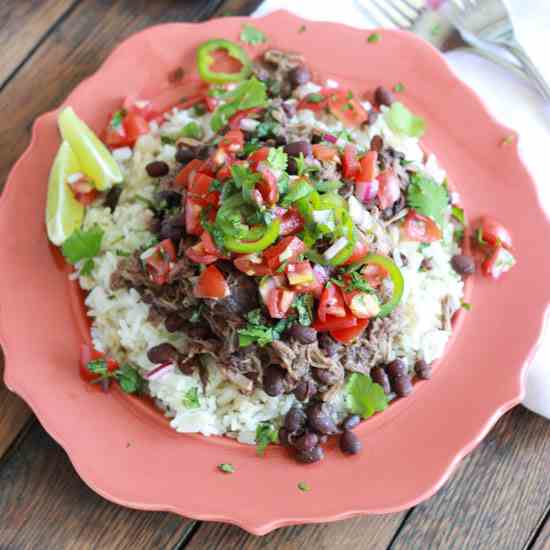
[76,92,463,443]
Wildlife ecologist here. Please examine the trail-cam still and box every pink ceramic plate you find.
[1,11,550,535]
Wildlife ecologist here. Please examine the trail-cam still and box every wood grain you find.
[0,421,194,550]
[0,0,78,87]
[185,513,406,550]
[530,509,550,550]
[390,407,550,550]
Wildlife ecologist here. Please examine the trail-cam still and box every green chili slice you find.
[197,39,252,84]
[224,219,281,253]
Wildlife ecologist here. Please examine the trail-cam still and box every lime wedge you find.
[46,141,85,245]
[58,107,123,191]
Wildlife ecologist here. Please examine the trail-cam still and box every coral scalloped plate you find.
[2,11,550,535]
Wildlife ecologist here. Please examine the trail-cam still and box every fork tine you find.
[399,0,423,15]
[371,0,415,27]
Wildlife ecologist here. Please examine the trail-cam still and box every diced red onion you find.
[144,362,175,381]
[239,118,260,132]
[355,180,379,203]
[323,133,338,144]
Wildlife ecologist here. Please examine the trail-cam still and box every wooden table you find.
[0,1,549,548]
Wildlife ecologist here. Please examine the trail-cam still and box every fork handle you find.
[503,41,550,101]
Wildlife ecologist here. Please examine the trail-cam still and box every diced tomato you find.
[175,159,204,188]
[185,196,204,236]
[259,274,286,304]
[342,144,360,179]
[220,129,244,154]
[285,261,314,286]
[122,97,160,121]
[257,168,278,205]
[234,253,273,276]
[201,231,223,257]
[276,207,304,236]
[228,107,263,130]
[327,90,368,128]
[248,146,270,169]
[298,91,330,112]
[481,246,516,279]
[342,239,369,265]
[329,319,369,343]
[79,344,119,382]
[188,173,214,197]
[343,290,380,319]
[312,143,338,162]
[122,112,150,146]
[403,210,442,243]
[194,265,230,300]
[104,122,129,148]
[145,239,176,285]
[357,151,378,183]
[476,217,512,250]
[68,175,99,206]
[263,236,306,270]
[266,287,296,319]
[313,312,358,332]
[377,169,401,210]
[204,95,218,112]
[293,265,326,298]
[185,242,218,265]
[318,284,347,322]
[362,263,387,288]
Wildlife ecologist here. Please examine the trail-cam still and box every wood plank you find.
[0,421,194,550]
[389,407,550,550]
[530,510,550,550]
[184,513,406,550]
[0,0,78,86]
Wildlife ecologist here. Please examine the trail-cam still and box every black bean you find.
[311,132,323,145]
[287,157,298,175]
[289,65,311,88]
[146,160,170,178]
[392,374,413,397]
[285,406,306,433]
[318,333,341,358]
[289,325,317,344]
[175,146,195,165]
[147,343,179,364]
[185,325,212,339]
[294,432,319,452]
[295,445,324,464]
[367,110,379,126]
[284,140,312,158]
[178,361,195,375]
[371,366,391,394]
[307,403,337,435]
[156,190,181,209]
[164,313,186,333]
[386,358,407,379]
[340,430,362,455]
[312,367,333,386]
[415,359,432,380]
[294,380,317,402]
[159,215,185,245]
[263,365,286,397]
[370,134,383,152]
[374,86,395,107]
[451,254,476,275]
[275,135,287,146]
[342,414,361,431]
[103,185,122,212]
[279,427,292,447]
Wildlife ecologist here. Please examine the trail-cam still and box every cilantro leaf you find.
[80,258,95,276]
[179,121,203,140]
[332,272,375,293]
[110,109,125,130]
[277,172,290,195]
[182,387,200,409]
[86,359,109,377]
[218,463,235,473]
[231,164,261,202]
[238,310,292,347]
[255,120,277,138]
[267,147,288,172]
[406,173,449,228]
[305,93,324,104]
[314,180,342,193]
[211,77,268,132]
[255,422,278,456]
[345,373,388,419]
[240,24,267,45]
[281,179,313,207]
[294,153,320,177]
[451,206,465,225]
[116,364,142,394]
[293,294,313,326]
[61,226,104,264]
[298,482,311,492]
[367,32,381,43]
[385,102,425,138]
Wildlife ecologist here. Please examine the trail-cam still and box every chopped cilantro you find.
[240,24,267,45]
[209,179,223,192]
[451,206,465,225]
[345,373,388,419]
[277,172,290,195]
[243,139,261,155]
[385,102,425,138]
[454,228,464,243]
[293,294,313,326]
[61,226,104,264]
[110,109,125,129]
[281,179,314,207]
[406,173,449,228]
[256,422,278,456]
[305,93,324,104]
[160,135,176,145]
[294,153,320,177]
[80,258,95,276]
[298,24,307,33]
[86,359,109,377]
[267,147,288,172]
[255,120,277,138]
[346,90,354,100]
[238,311,292,347]
[115,249,131,257]
[298,482,311,492]
[476,227,486,245]
[192,103,207,116]
[461,301,472,311]
[342,102,354,111]
[231,164,261,202]
[180,121,203,140]
[367,32,381,43]
[218,463,235,473]
[315,180,342,193]
[116,364,142,394]
[182,387,200,409]
[393,82,405,93]
[332,272,375,293]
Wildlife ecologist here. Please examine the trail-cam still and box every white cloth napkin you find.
[254,0,550,419]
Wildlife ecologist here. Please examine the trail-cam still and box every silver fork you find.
[354,0,526,80]
[440,0,550,100]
